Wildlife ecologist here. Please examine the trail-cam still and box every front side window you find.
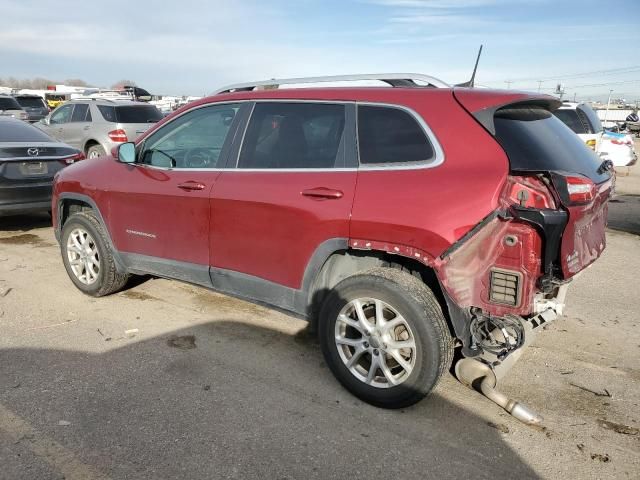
[50,104,74,124]
[238,102,345,169]
[357,105,434,165]
[139,104,239,169]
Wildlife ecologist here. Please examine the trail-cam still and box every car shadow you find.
[0,212,52,232]
[0,319,539,479]
[608,194,640,235]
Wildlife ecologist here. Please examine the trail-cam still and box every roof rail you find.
[213,73,450,95]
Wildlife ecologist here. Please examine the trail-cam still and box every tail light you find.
[610,138,631,146]
[108,129,128,142]
[565,175,596,205]
[586,139,596,150]
[501,175,557,209]
[60,152,86,165]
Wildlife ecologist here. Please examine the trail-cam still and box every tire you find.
[319,267,453,409]
[87,144,106,159]
[60,211,129,297]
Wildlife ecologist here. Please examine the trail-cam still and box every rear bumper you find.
[0,200,51,215]
[0,184,53,215]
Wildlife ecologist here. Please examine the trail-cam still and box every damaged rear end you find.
[438,90,614,424]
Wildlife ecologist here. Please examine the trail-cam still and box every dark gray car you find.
[0,117,82,215]
[13,94,50,122]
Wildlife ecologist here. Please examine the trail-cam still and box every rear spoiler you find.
[453,88,562,135]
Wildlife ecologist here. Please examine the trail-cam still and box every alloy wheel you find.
[335,298,417,388]
[66,228,100,285]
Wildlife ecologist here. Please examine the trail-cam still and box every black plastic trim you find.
[510,206,568,278]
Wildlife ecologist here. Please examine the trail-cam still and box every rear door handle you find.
[178,181,206,191]
[301,187,343,199]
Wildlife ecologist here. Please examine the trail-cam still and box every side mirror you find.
[40,117,50,126]
[117,142,136,164]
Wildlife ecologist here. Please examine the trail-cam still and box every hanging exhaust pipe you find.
[455,358,543,425]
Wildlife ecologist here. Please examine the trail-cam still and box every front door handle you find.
[178,181,206,191]
[301,187,344,199]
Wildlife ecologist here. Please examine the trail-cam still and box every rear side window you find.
[97,105,116,122]
[0,97,22,110]
[238,102,345,169]
[115,105,163,123]
[71,104,90,122]
[494,107,609,183]
[357,105,434,165]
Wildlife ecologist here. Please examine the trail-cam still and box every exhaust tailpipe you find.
[455,358,543,426]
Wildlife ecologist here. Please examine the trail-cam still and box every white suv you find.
[553,102,603,153]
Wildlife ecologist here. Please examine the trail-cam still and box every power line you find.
[504,65,640,83]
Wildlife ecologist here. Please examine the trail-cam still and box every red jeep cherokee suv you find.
[52,74,613,422]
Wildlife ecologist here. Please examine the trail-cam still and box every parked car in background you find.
[553,101,603,152]
[0,116,83,215]
[13,94,50,122]
[52,74,614,423]
[601,130,637,167]
[0,95,28,121]
[36,99,163,158]
[44,92,72,110]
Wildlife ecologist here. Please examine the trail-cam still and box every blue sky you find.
[2,0,639,100]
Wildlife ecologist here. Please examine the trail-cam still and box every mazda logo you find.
[27,148,40,157]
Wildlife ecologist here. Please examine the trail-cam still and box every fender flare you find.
[57,193,127,274]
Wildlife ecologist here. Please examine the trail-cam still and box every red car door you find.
[107,103,244,274]
[210,101,357,295]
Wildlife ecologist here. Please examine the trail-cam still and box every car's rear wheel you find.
[87,144,106,159]
[319,268,453,408]
[61,212,129,296]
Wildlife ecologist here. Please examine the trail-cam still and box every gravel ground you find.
[1,171,639,479]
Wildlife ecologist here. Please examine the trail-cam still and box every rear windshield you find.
[15,97,46,108]
[0,118,52,142]
[578,105,603,133]
[494,107,609,183]
[97,104,162,123]
[553,109,589,134]
[0,97,22,110]
[116,105,162,123]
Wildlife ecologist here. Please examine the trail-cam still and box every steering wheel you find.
[183,148,217,168]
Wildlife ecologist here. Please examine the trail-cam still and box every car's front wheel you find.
[60,212,129,296]
[319,268,453,408]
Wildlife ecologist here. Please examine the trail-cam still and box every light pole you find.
[603,89,613,127]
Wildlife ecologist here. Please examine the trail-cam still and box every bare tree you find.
[64,78,90,87]
[110,79,137,89]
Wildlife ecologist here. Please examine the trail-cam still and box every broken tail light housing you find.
[108,129,128,143]
[501,175,557,209]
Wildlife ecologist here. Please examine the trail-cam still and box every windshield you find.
[494,106,609,184]
[0,97,22,110]
[15,97,46,108]
[115,105,163,123]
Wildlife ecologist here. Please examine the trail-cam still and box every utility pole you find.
[505,80,513,89]
[537,80,543,92]
[603,89,613,126]
[573,92,576,102]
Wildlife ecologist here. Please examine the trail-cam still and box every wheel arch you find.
[84,139,100,154]
[303,242,455,340]
[57,193,127,273]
